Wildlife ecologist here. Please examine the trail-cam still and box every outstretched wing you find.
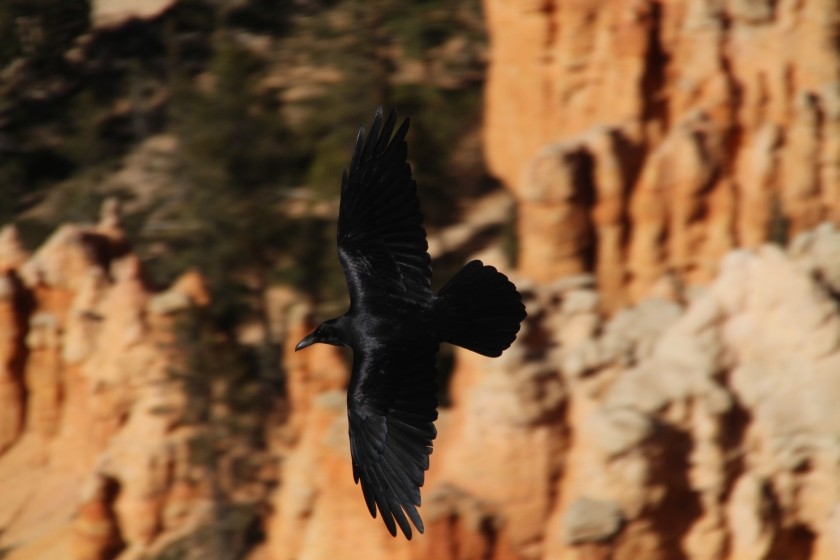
[337,108,432,307]
[347,336,438,539]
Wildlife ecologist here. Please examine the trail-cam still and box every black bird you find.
[295,108,527,539]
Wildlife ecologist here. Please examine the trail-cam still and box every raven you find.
[295,108,527,539]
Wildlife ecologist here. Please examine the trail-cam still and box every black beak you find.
[295,333,317,352]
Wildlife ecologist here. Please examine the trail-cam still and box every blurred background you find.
[0,0,839,559]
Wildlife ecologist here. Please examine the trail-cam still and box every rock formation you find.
[262,2,840,557]
[0,204,211,560]
[264,224,840,560]
[2,1,840,559]
[483,0,840,312]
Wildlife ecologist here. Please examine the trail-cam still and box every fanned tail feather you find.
[433,260,526,357]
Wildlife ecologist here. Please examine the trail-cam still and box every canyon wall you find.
[0,206,213,560]
[4,214,840,560]
[263,224,840,560]
[483,0,840,311]
[1,0,840,559]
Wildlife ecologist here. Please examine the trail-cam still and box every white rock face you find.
[537,228,840,560]
[563,497,625,544]
[92,0,178,28]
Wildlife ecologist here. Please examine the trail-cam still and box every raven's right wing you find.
[337,108,433,307]
[346,337,438,539]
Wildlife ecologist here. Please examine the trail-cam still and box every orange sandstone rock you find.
[482,0,840,304]
[0,203,214,559]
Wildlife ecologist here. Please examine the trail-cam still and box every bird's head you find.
[295,318,347,351]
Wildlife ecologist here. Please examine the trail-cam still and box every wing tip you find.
[346,108,412,179]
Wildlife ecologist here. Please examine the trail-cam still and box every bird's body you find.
[296,108,527,539]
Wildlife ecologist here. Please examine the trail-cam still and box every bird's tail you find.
[433,260,526,357]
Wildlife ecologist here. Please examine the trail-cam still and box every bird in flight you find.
[295,108,527,539]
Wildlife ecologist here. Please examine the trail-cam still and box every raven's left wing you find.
[346,337,438,539]
[337,108,433,307]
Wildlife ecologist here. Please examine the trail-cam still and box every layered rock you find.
[261,223,840,560]
[3,2,840,558]
[483,0,840,311]
[0,228,30,454]
[0,204,211,560]
[546,227,840,560]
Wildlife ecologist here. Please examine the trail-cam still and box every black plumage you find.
[295,108,527,539]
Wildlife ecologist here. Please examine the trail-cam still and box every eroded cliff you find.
[263,225,840,560]
[483,0,840,311]
[1,0,839,559]
[0,205,212,560]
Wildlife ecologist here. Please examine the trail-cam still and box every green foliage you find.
[4,2,493,554]
[148,501,261,560]
[389,83,484,227]
[0,3,496,559]
[2,0,489,307]
[501,201,519,268]
[0,0,90,71]
[153,35,300,316]
[152,36,299,548]
[768,195,790,248]
[224,0,294,33]
[292,0,486,232]
[148,536,191,560]
[59,90,113,167]
[163,306,270,560]
[0,162,25,226]
[0,0,92,231]
[385,0,479,59]
[272,214,346,304]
